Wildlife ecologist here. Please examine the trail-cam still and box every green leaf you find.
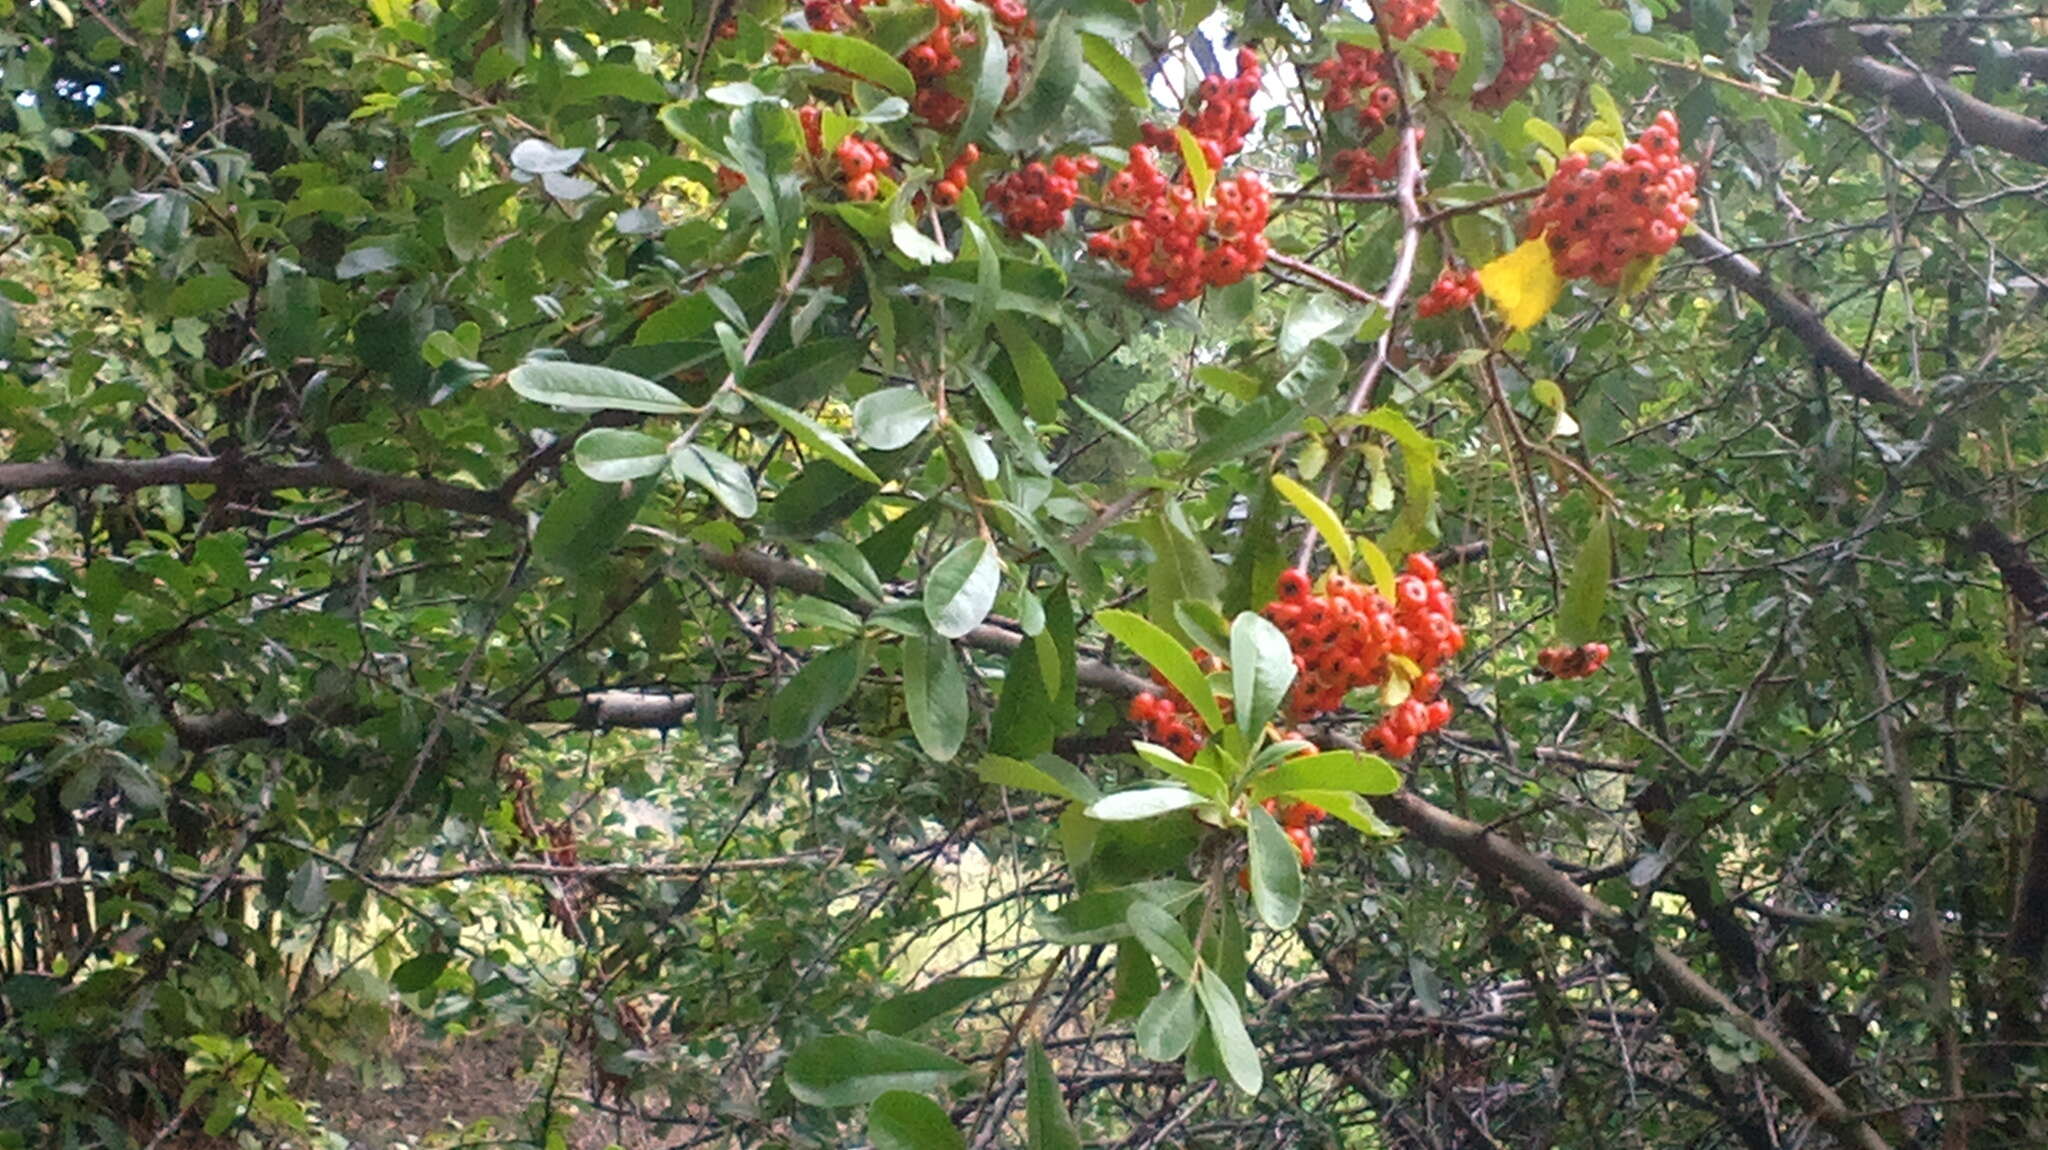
[1007,15,1081,138]
[561,62,670,104]
[1186,395,1303,474]
[994,315,1064,422]
[1096,610,1225,735]
[1085,784,1205,822]
[771,643,866,743]
[1081,32,1150,110]
[1035,882,1200,944]
[1286,789,1398,837]
[1173,601,1233,662]
[1271,473,1353,575]
[854,387,938,450]
[1358,408,1440,553]
[956,11,1007,149]
[1248,750,1401,799]
[1025,1043,1082,1150]
[868,976,1009,1036]
[975,753,1100,803]
[990,631,1057,757]
[805,537,886,604]
[785,1033,972,1107]
[743,390,880,483]
[671,444,758,518]
[1246,805,1303,930]
[868,1091,966,1150]
[1530,378,1579,438]
[1524,115,1569,157]
[923,538,1002,639]
[392,952,451,993]
[782,30,917,98]
[1560,513,1612,645]
[534,471,655,575]
[1130,742,1227,802]
[903,629,969,761]
[573,429,671,482]
[862,496,942,580]
[510,360,688,414]
[167,272,246,318]
[1125,902,1195,980]
[1229,611,1296,740]
[1135,981,1198,1061]
[1193,365,1261,402]
[1193,967,1262,1095]
[1139,507,1224,644]
[1110,939,1161,1021]
[287,859,327,916]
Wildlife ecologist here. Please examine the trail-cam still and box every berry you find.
[1472,2,1557,111]
[1261,560,1462,759]
[1376,0,1441,41]
[985,153,1100,235]
[932,143,980,206]
[834,134,894,201]
[1536,642,1610,680]
[1523,111,1699,286]
[1085,145,1270,309]
[1416,265,1482,317]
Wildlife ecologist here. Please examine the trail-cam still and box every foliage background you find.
[3,0,2048,1146]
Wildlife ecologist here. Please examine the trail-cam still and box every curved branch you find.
[1684,228,2048,626]
[1775,21,2048,166]
[0,452,516,521]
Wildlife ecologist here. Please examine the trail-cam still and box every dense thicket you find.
[4,0,2048,1147]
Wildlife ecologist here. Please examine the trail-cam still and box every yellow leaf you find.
[1479,237,1564,332]
[1272,473,1353,575]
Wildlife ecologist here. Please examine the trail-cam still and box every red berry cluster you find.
[1524,111,1700,285]
[1311,44,1397,134]
[835,133,894,201]
[802,0,869,33]
[1416,265,1482,317]
[1311,45,1456,133]
[1086,146,1271,309]
[933,144,981,206]
[984,154,1100,235]
[1262,553,1464,759]
[1266,798,1327,866]
[1148,47,1262,166]
[1537,642,1610,679]
[1128,691,1203,759]
[1472,2,1557,111]
[1378,0,1441,40]
[903,0,974,128]
[1330,126,1428,193]
[1127,647,1222,759]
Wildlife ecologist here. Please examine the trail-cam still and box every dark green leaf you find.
[770,643,866,743]
[1025,1043,1082,1150]
[511,361,688,414]
[573,429,671,482]
[923,538,1002,639]
[1560,513,1612,645]
[784,1033,972,1107]
[868,1090,966,1150]
[869,976,1009,1036]
[1246,805,1303,930]
[903,629,969,761]
[671,444,758,518]
[1229,611,1296,740]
